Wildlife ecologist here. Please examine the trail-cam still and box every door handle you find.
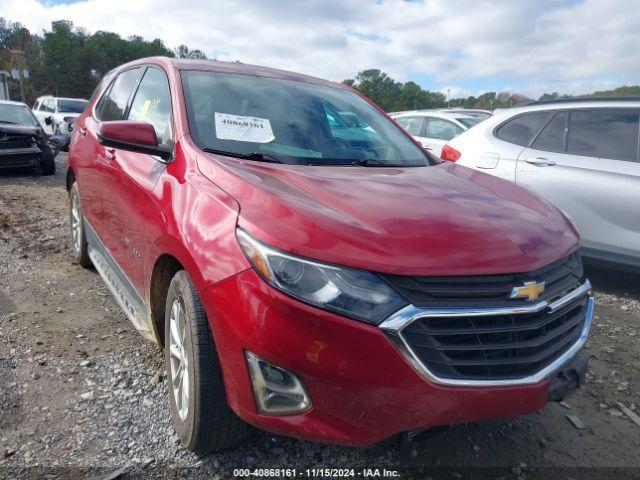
[422,144,432,150]
[525,157,557,167]
[105,148,116,160]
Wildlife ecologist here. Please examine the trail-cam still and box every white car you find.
[438,108,493,120]
[444,98,640,270]
[391,110,481,155]
[32,96,88,135]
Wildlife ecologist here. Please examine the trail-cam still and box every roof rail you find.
[517,96,640,107]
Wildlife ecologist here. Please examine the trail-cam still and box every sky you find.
[4,0,640,99]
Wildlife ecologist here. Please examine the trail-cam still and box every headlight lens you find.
[237,229,407,325]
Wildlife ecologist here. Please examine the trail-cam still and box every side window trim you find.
[418,116,427,137]
[126,65,175,146]
[122,65,148,120]
[528,111,556,148]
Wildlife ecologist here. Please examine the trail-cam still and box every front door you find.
[101,66,174,293]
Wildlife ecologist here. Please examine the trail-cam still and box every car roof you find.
[490,98,640,121]
[0,100,28,107]
[438,108,492,114]
[518,96,640,107]
[111,57,344,90]
[391,110,476,120]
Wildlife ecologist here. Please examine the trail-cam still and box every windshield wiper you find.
[0,120,17,124]
[203,148,283,164]
[351,158,386,167]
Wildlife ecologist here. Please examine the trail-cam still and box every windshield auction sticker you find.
[214,112,275,143]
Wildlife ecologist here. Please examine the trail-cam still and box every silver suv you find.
[445,98,640,270]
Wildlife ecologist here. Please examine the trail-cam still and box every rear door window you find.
[95,67,142,121]
[531,111,567,152]
[496,111,551,146]
[425,118,462,140]
[567,109,639,162]
[395,116,424,136]
[127,67,173,146]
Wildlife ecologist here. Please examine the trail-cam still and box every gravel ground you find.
[0,154,639,479]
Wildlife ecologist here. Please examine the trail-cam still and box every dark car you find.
[0,100,65,175]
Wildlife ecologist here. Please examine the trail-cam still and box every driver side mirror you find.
[45,116,52,126]
[97,121,172,161]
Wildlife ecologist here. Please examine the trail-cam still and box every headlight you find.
[236,229,407,325]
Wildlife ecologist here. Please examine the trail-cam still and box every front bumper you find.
[201,269,593,446]
[0,146,42,168]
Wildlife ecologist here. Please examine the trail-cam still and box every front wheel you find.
[40,144,56,175]
[69,182,91,267]
[165,271,249,453]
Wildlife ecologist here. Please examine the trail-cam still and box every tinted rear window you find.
[496,111,551,146]
[532,111,567,152]
[567,109,639,162]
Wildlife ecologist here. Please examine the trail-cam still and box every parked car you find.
[391,110,480,155]
[443,98,640,270]
[33,96,88,136]
[438,108,493,120]
[68,57,593,453]
[0,99,64,175]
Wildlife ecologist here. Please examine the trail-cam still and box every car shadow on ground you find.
[585,263,640,298]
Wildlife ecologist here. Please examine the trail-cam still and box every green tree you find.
[175,44,207,60]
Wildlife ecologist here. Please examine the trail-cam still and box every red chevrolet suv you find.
[67,57,593,453]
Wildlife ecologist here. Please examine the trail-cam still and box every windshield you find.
[0,103,39,126]
[181,71,428,166]
[58,99,88,113]
[456,117,481,128]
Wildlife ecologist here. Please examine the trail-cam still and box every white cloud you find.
[3,0,639,97]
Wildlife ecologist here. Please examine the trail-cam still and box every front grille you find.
[401,296,587,381]
[383,252,583,308]
[0,135,35,150]
[383,253,589,382]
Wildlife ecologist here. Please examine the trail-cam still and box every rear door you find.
[516,108,640,258]
[423,117,463,155]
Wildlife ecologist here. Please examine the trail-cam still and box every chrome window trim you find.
[379,280,593,387]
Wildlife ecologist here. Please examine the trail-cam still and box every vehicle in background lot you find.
[439,108,493,120]
[33,96,89,136]
[391,110,480,155]
[443,98,640,270]
[68,57,593,453]
[0,100,65,175]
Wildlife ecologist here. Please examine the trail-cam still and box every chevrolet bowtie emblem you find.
[510,281,546,301]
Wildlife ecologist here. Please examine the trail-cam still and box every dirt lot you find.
[1,154,639,479]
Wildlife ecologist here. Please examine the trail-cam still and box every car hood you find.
[0,124,39,136]
[197,155,579,276]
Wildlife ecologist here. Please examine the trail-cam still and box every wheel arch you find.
[149,253,186,346]
[66,167,75,192]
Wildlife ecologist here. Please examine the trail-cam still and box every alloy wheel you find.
[169,298,190,421]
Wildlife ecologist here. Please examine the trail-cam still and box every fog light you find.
[245,351,311,415]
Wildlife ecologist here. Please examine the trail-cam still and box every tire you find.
[40,144,56,175]
[165,271,249,453]
[69,182,91,268]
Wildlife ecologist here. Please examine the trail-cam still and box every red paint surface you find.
[69,57,578,445]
